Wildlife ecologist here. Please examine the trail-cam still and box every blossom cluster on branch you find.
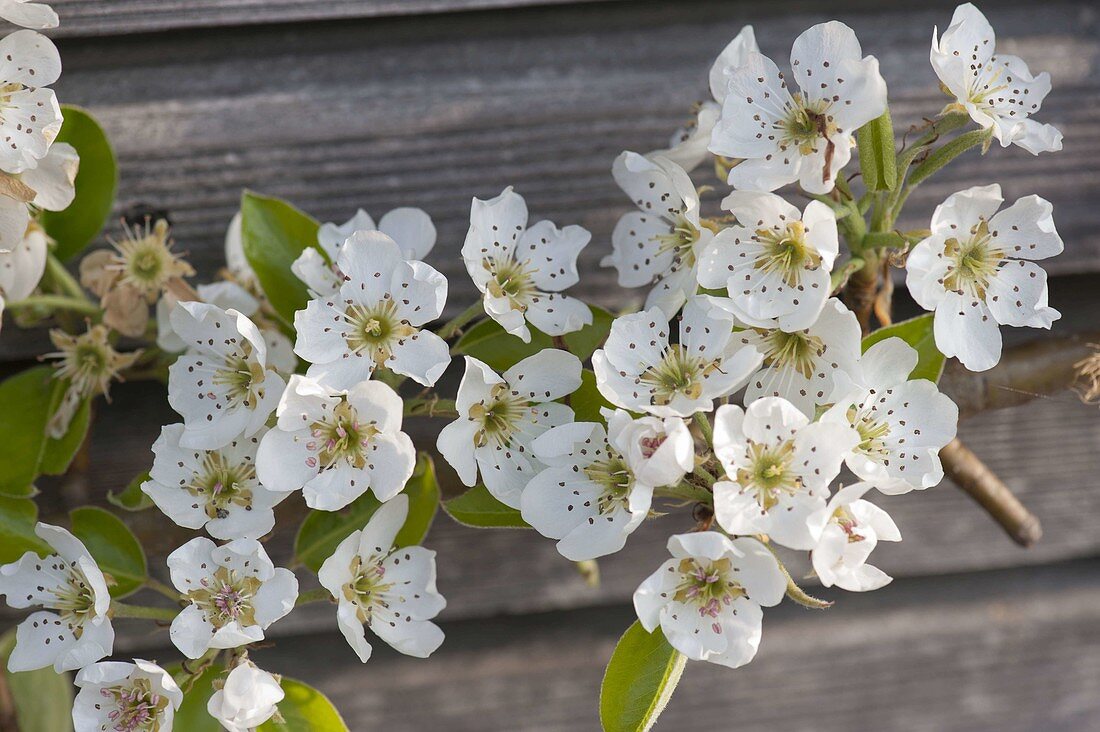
[0,3,1069,730]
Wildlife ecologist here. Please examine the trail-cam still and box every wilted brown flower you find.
[79,218,194,337]
[44,323,140,438]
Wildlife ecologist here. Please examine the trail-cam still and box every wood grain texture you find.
[43,0,620,38]
[110,561,1100,731]
[34,0,1096,310]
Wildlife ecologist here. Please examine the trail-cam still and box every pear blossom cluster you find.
[0,2,1071,729]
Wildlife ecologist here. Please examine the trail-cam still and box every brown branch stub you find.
[940,438,1042,548]
[940,331,1100,419]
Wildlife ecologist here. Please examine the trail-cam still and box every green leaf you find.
[258,677,350,731]
[107,471,155,512]
[171,664,224,732]
[861,313,945,382]
[599,622,686,732]
[0,496,50,563]
[295,453,440,572]
[240,190,320,324]
[1,629,75,732]
[453,306,613,371]
[38,382,90,476]
[395,454,441,548]
[40,105,118,261]
[442,485,529,529]
[0,366,56,498]
[69,506,147,598]
[856,108,897,192]
[571,369,614,423]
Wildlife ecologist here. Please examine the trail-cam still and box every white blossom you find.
[73,659,182,732]
[633,532,785,668]
[905,184,1062,371]
[223,212,260,294]
[931,3,1062,154]
[646,26,760,171]
[461,187,592,342]
[592,295,763,418]
[726,298,862,418]
[156,280,296,375]
[0,523,113,673]
[607,408,694,490]
[142,424,289,541]
[808,483,901,592]
[0,221,45,331]
[167,537,298,659]
[0,30,63,175]
[601,152,712,317]
[709,21,887,194]
[19,139,78,210]
[294,231,450,389]
[821,337,958,495]
[318,495,446,663]
[521,417,651,561]
[293,207,437,297]
[437,350,580,508]
[712,397,857,550]
[207,659,284,732]
[698,190,839,331]
[166,301,286,450]
[256,375,416,511]
[0,0,58,29]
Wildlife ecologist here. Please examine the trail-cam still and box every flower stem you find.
[404,396,458,419]
[6,294,101,316]
[295,587,332,606]
[111,602,179,621]
[144,577,182,602]
[44,253,88,300]
[692,412,713,444]
[437,301,484,340]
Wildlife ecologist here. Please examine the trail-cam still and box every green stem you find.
[44,253,87,300]
[692,412,713,444]
[111,602,179,621]
[6,294,100,316]
[760,541,833,609]
[404,397,458,419]
[884,112,971,225]
[144,577,181,602]
[437,301,484,340]
[295,587,332,607]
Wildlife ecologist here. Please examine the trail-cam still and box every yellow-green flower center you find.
[583,454,634,515]
[942,220,1004,299]
[212,342,268,409]
[672,557,746,618]
[754,221,821,288]
[736,440,801,511]
[483,256,537,310]
[469,383,528,447]
[343,554,393,624]
[186,566,260,629]
[188,451,256,520]
[99,678,171,732]
[308,400,379,471]
[847,404,891,459]
[759,328,825,380]
[640,345,714,406]
[343,298,417,366]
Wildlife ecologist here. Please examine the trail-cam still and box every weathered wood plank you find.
[112,561,1100,731]
[35,0,1095,301]
[42,0,622,38]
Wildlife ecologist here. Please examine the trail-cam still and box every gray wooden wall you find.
[6,0,1100,729]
